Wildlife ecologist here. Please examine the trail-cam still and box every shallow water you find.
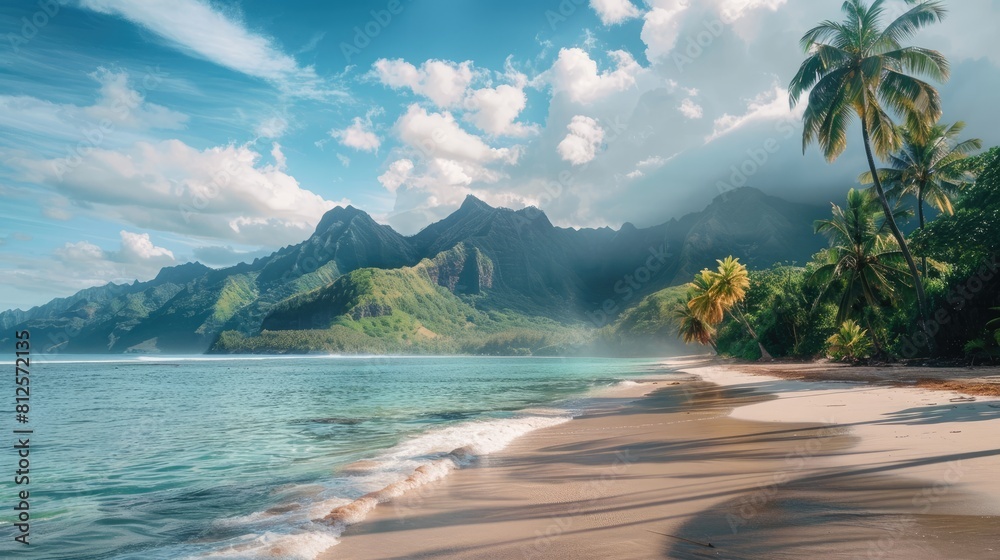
[0,355,675,559]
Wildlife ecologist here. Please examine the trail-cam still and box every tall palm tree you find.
[789,0,949,347]
[860,120,981,274]
[811,189,911,350]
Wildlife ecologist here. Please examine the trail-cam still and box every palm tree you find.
[811,189,911,351]
[688,269,725,324]
[672,299,717,348]
[827,320,874,362]
[860,120,981,274]
[789,0,950,347]
[687,257,773,360]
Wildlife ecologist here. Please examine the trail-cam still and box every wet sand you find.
[320,359,1000,559]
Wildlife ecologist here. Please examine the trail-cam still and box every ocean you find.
[1,355,675,559]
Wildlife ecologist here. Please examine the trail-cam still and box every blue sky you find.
[2,0,999,311]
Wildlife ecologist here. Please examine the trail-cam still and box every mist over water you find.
[0,355,675,559]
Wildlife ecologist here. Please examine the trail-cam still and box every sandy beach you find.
[321,358,1000,559]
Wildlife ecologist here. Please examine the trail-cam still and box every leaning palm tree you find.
[688,269,725,325]
[672,299,717,349]
[811,189,911,351]
[789,0,950,345]
[860,120,981,274]
[687,257,773,360]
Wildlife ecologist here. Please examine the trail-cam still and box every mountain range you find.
[0,187,828,354]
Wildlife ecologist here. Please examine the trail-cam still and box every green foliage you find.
[861,121,982,229]
[913,147,1000,274]
[716,266,834,359]
[211,275,258,324]
[826,320,874,362]
[594,285,695,356]
[212,248,585,356]
[811,189,911,325]
[789,0,948,161]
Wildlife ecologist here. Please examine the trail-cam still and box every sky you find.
[1,0,999,311]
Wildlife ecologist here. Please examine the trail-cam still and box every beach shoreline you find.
[321,357,1000,559]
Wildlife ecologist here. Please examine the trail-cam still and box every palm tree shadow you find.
[875,401,1000,425]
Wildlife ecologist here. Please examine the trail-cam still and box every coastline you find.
[320,357,1000,559]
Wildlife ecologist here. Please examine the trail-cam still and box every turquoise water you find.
[0,356,674,559]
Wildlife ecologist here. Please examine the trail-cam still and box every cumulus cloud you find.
[396,104,518,166]
[678,97,703,119]
[641,0,691,62]
[52,230,176,285]
[558,116,605,165]
[11,140,337,246]
[118,230,175,262]
[590,0,643,25]
[464,83,537,137]
[331,117,381,152]
[79,0,332,97]
[540,48,644,104]
[378,159,414,193]
[373,58,476,108]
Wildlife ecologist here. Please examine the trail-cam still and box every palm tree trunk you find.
[917,181,927,277]
[861,121,935,354]
[864,315,882,358]
[732,304,773,361]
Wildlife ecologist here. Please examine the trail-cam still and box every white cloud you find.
[373,59,476,108]
[270,142,287,170]
[0,68,186,142]
[255,115,289,139]
[79,0,331,97]
[118,230,175,262]
[718,0,788,23]
[641,0,691,62]
[463,83,537,137]
[336,153,351,167]
[626,170,644,179]
[637,156,667,168]
[558,116,605,165]
[378,159,414,193]
[707,85,797,142]
[49,230,177,291]
[540,48,644,104]
[678,97,703,119]
[12,140,337,246]
[56,240,106,263]
[590,0,642,25]
[396,104,517,165]
[332,117,381,152]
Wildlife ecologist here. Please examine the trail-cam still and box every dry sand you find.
[320,358,1000,559]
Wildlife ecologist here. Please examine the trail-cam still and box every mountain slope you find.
[1,187,827,354]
